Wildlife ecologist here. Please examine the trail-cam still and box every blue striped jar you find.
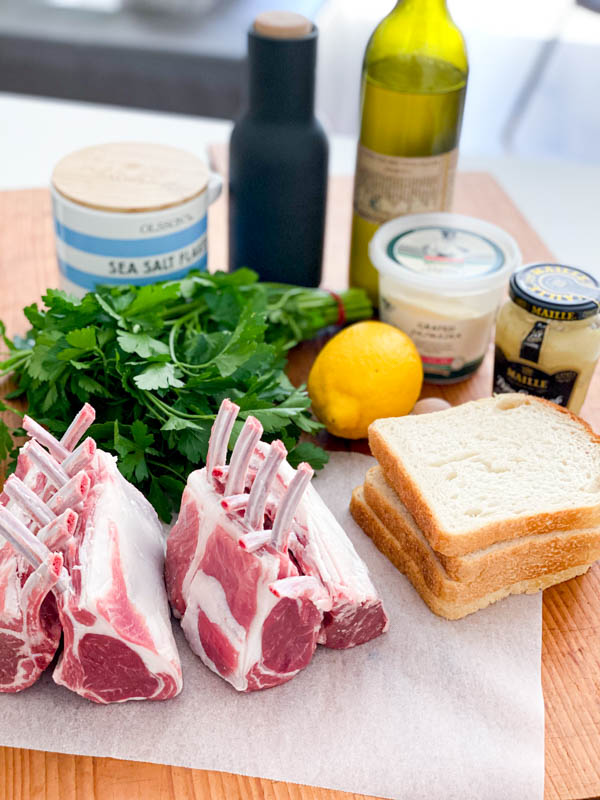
[51,142,222,296]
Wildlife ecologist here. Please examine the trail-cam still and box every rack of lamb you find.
[0,405,182,702]
[166,399,388,692]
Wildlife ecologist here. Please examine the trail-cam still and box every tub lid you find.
[369,212,521,293]
[52,142,210,213]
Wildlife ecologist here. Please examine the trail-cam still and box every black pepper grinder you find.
[229,11,328,286]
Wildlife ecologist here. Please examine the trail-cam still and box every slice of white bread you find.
[350,486,591,620]
[364,465,600,590]
[368,394,600,556]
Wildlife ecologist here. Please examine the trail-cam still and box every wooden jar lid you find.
[254,11,312,39]
[52,142,210,213]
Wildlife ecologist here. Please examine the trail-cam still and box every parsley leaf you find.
[134,363,184,390]
[0,270,372,518]
[113,420,156,483]
[65,328,97,350]
[117,332,170,358]
[288,441,330,470]
[176,427,211,464]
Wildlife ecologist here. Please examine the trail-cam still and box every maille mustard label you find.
[519,321,547,363]
[510,263,599,321]
[493,347,577,408]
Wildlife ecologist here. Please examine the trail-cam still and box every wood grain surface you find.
[0,178,599,800]
[51,142,210,212]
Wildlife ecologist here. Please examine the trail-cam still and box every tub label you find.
[386,226,506,278]
[353,145,458,224]
[380,295,494,382]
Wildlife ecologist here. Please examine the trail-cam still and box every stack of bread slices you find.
[350,393,600,619]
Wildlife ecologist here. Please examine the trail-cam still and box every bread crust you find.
[368,395,600,556]
[364,465,600,587]
[350,487,591,620]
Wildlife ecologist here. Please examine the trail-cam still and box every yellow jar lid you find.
[510,263,599,321]
[52,142,210,213]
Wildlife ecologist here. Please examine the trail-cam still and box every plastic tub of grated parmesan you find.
[369,212,521,384]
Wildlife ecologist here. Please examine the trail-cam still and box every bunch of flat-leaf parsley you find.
[0,269,372,520]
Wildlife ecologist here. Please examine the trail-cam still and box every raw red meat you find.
[52,448,182,703]
[0,405,94,693]
[250,442,390,649]
[0,406,182,703]
[0,541,64,692]
[166,399,388,692]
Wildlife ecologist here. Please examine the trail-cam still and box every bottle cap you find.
[52,142,210,213]
[253,11,313,39]
[509,263,599,320]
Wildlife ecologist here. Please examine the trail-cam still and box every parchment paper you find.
[0,453,544,800]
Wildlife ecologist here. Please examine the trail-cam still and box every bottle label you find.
[493,346,578,407]
[353,145,458,224]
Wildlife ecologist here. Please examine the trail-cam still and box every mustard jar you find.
[494,263,600,413]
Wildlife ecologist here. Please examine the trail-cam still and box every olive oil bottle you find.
[350,0,468,302]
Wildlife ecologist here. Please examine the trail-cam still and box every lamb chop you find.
[52,445,183,703]
[166,399,388,692]
[0,407,182,703]
[0,502,76,692]
[241,442,389,649]
[0,405,94,693]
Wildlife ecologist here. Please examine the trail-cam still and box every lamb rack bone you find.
[3,474,56,527]
[225,415,263,496]
[37,509,79,551]
[0,504,69,593]
[62,437,96,476]
[23,415,70,462]
[269,575,332,611]
[22,403,95,464]
[245,439,287,530]
[206,399,239,486]
[60,403,96,451]
[220,494,248,513]
[238,530,272,553]
[22,440,69,488]
[47,470,91,515]
[23,408,96,476]
[237,463,313,553]
[271,462,313,552]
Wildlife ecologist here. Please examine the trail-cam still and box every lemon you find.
[307,321,423,439]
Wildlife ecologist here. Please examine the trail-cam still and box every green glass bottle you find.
[349,0,468,302]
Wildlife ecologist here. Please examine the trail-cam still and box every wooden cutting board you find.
[0,175,599,800]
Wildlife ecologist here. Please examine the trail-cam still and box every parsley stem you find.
[144,392,214,422]
[93,347,108,372]
[0,351,31,374]
[146,458,185,480]
[167,323,211,375]
[161,303,205,327]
